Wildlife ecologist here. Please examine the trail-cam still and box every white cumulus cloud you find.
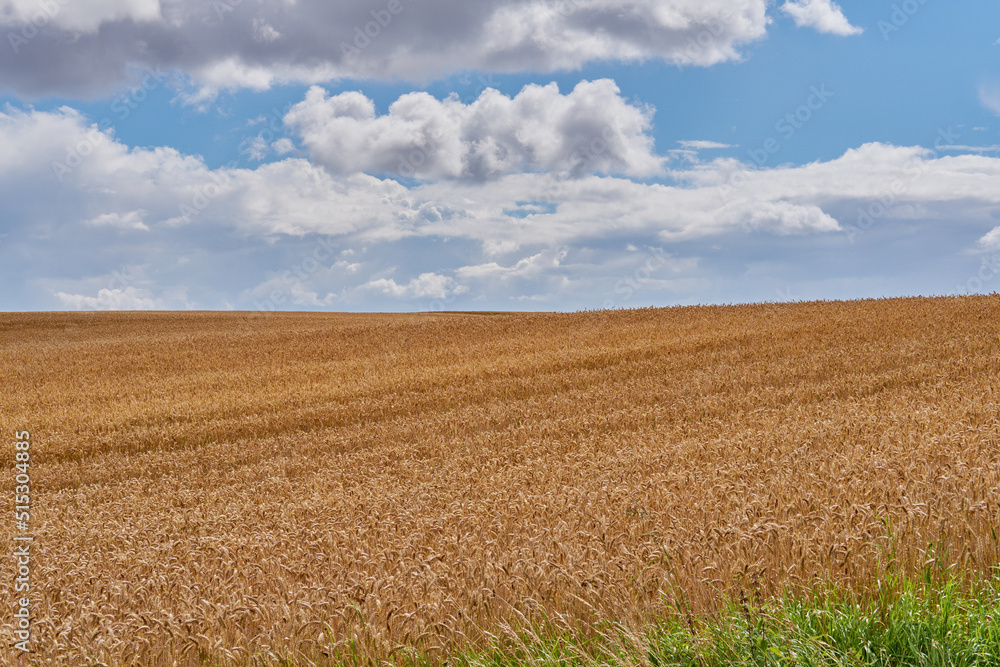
[363,273,467,300]
[55,287,159,310]
[978,226,1000,250]
[284,80,663,180]
[780,0,862,36]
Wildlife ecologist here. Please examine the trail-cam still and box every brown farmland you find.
[1,297,999,664]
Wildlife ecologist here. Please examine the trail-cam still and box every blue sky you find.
[2,0,1000,311]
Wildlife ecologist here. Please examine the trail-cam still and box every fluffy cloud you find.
[284,80,662,180]
[780,0,862,36]
[363,273,467,300]
[85,209,150,231]
[55,287,159,310]
[979,226,1000,250]
[0,0,770,96]
[455,248,569,280]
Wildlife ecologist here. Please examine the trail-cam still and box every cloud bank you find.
[0,0,770,97]
[4,99,1000,310]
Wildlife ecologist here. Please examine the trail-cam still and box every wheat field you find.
[1,296,999,664]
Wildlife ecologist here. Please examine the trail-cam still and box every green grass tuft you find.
[381,571,1000,667]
